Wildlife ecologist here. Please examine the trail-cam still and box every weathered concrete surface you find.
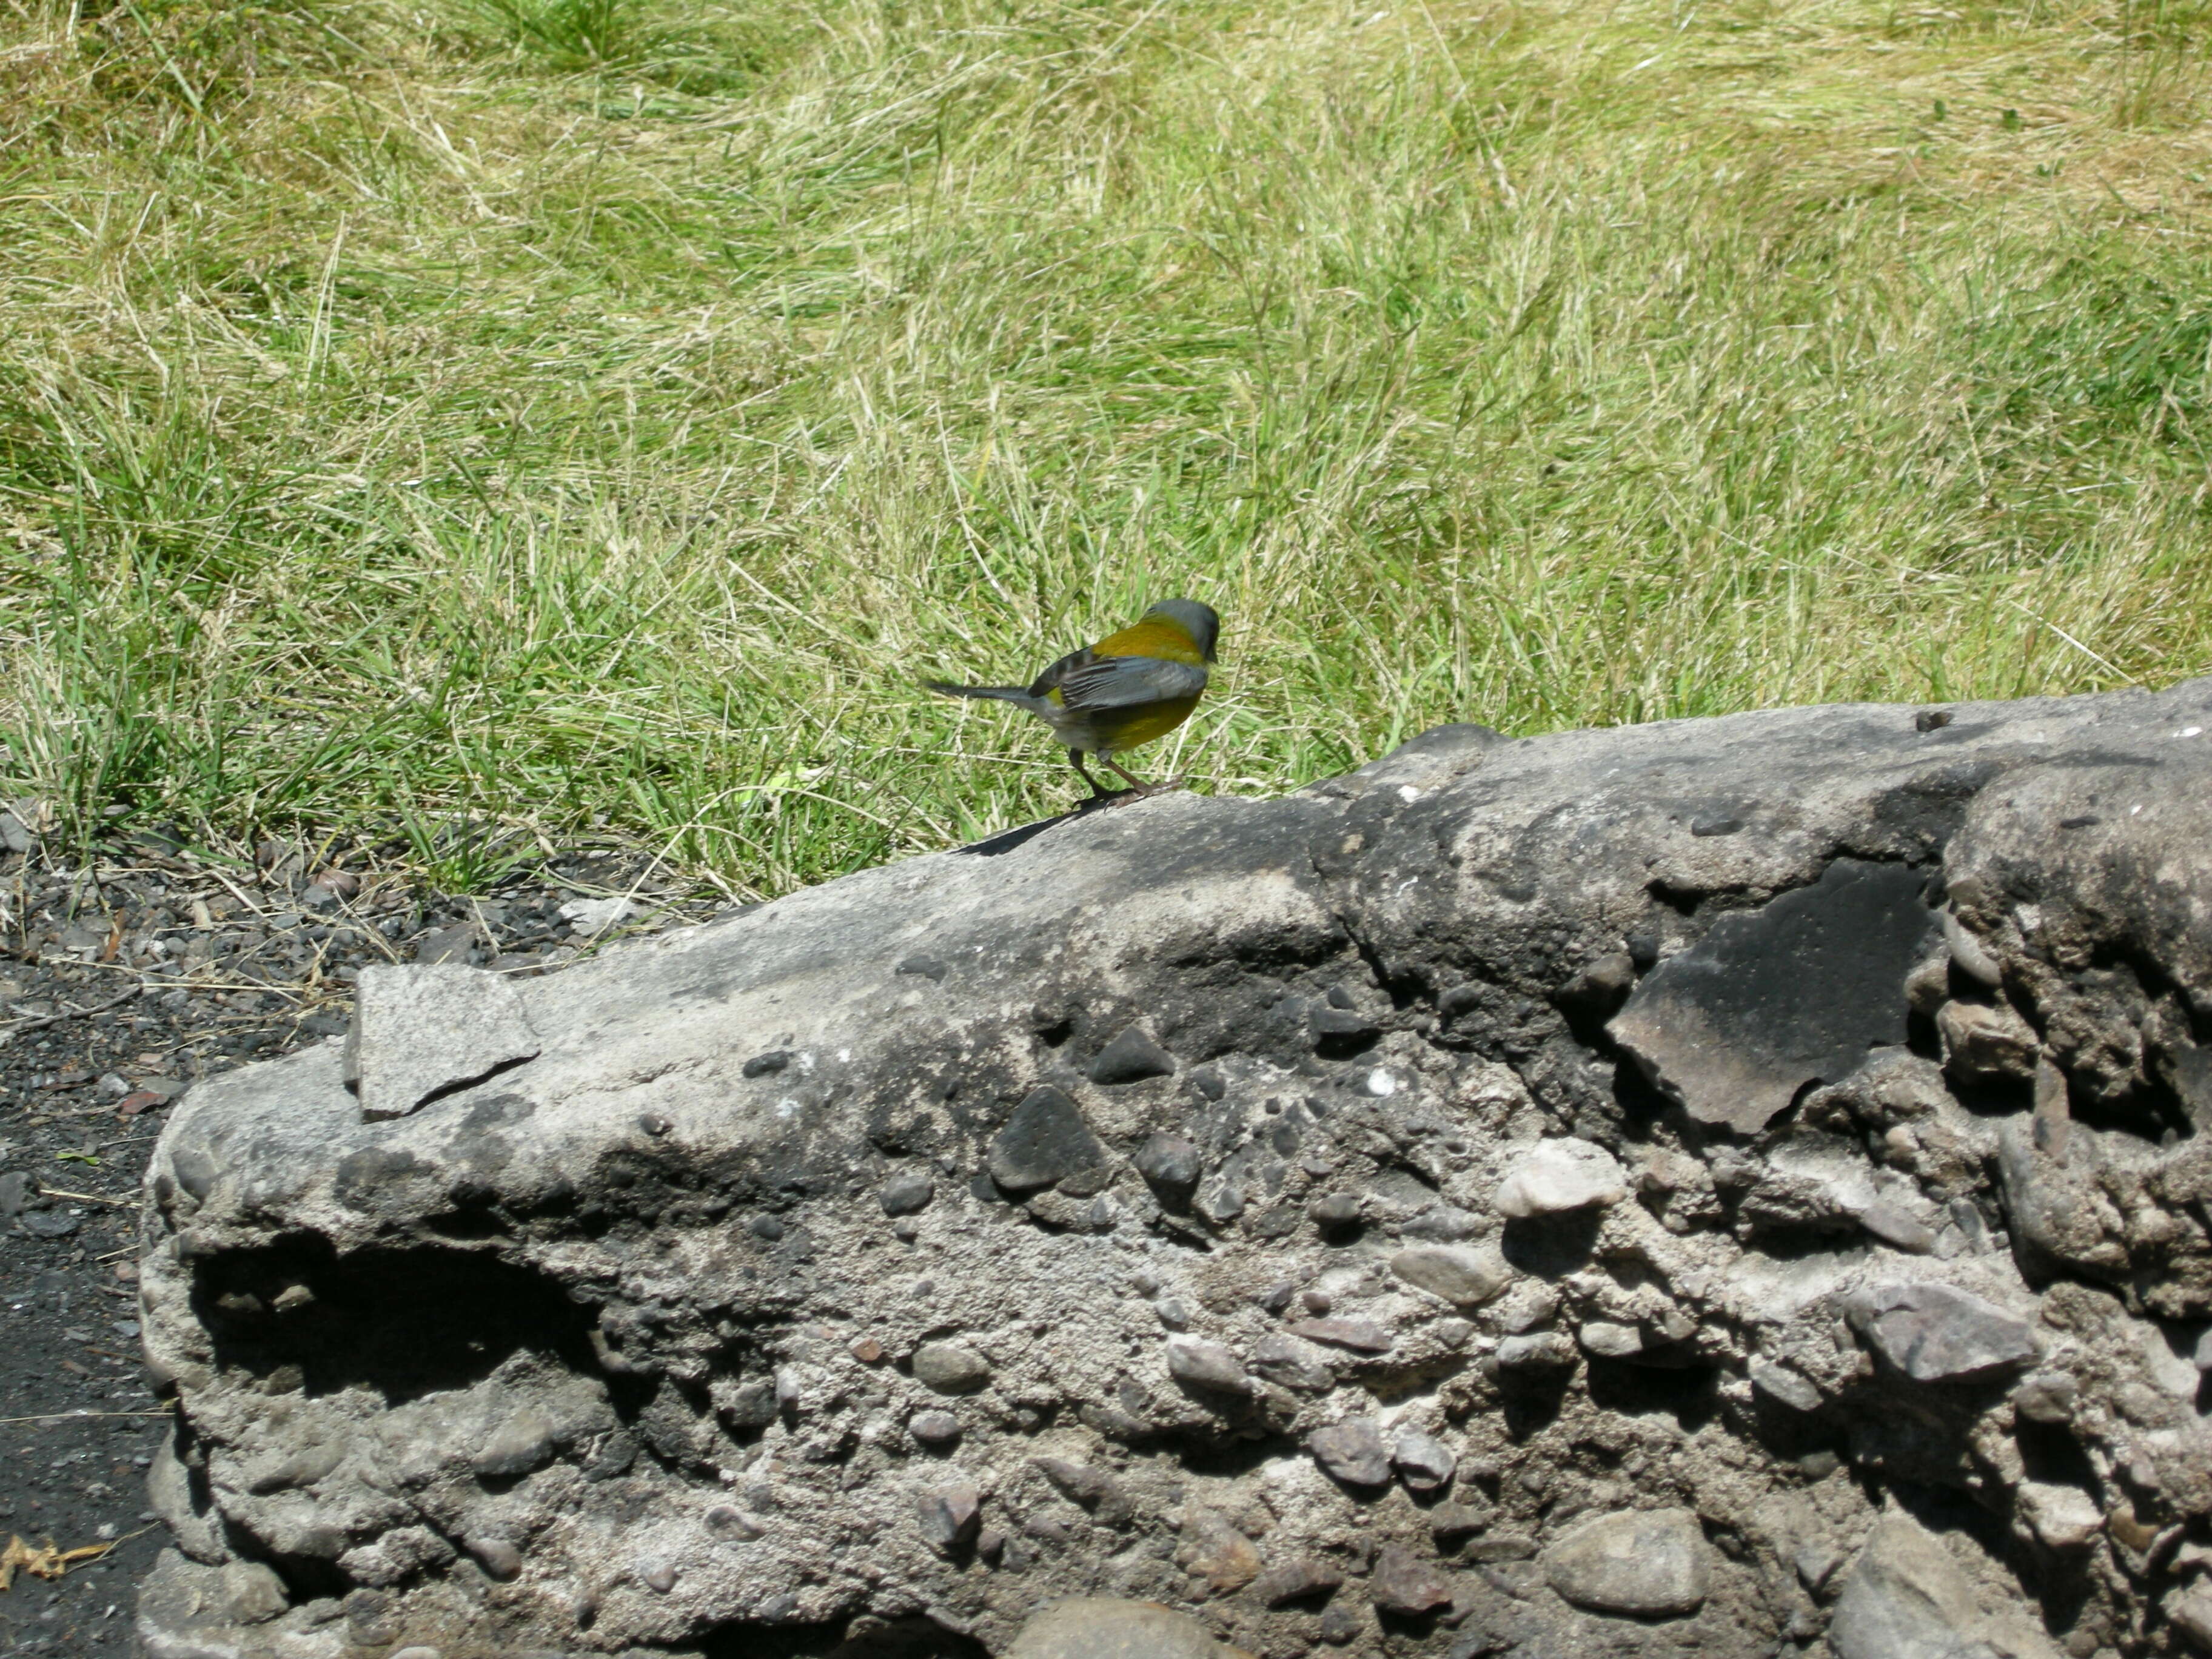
[135,682,2212,1658]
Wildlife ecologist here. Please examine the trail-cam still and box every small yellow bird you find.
[927,599,1221,798]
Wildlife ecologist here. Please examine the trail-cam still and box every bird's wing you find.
[1027,646,1096,700]
[1050,653,1208,712]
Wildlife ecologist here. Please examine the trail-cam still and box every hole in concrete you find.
[193,1236,598,1404]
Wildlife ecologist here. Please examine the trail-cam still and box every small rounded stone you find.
[641,1561,677,1594]
[911,1341,991,1394]
[908,1410,963,1449]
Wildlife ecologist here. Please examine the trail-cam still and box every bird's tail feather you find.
[924,680,1036,705]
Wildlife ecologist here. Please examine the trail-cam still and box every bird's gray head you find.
[1145,598,1221,662]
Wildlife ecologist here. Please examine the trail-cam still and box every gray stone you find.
[471,1406,556,1478]
[910,1341,992,1394]
[879,1168,936,1215]
[341,963,540,1122]
[1308,1418,1390,1487]
[2011,1370,2079,1424]
[1250,1556,1343,1606]
[907,1409,962,1449]
[1829,1512,2063,1659]
[1749,1358,1823,1413]
[1578,1321,1642,1359]
[914,1480,982,1551]
[133,679,2212,1659]
[1391,1244,1512,1307]
[219,1561,289,1624]
[0,1170,28,1221]
[1032,1458,1133,1527]
[21,1208,76,1238]
[1249,1332,1335,1393]
[1492,1138,1625,1218]
[1609,859,1943,1135]
[1006,1597,1238,1658]
[988,1086,1110,1192]
[1088,1026,1175,1084]
[1392,1427,1457,1492]
[1372,1542,1455,1615]
[1285,1316,1392,1353]
[1429,1501,1496,1545]
[1858,1197,1938,1253]
[2015,1482,2100,1551]
[1495,1332,1577,1370]
[1845,1282,2037,1381]
[1541,1507,1711,1618]
[1937,999,2040,1085]
[1134,1131,1201,1194]
[1164,1336,1248,1394]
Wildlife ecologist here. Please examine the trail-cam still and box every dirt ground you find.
[0,825,710,1655]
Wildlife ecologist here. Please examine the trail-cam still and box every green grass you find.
[4,0,2211,897]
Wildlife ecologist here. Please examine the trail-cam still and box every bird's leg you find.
[1104,756,1187,796]
[1069,750,1116,800]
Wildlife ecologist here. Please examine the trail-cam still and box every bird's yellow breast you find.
[1089,616,1207,665]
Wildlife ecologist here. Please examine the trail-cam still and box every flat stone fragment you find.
[1392,1428,1456,1492]
[1370,1543,1455,1615]
[1176,1509,1262,1592]
[1390,1244,1512,1307]
[1541,1507,1712,1618]
[1308,1418,1390,1487]
[342,964,541,1122]
[2016,1482,2101,1551]
[1088,1026,1176,1085]
[1033,1458,1133,1527]
[988,1086,1110,1192]
[1165,1337,1249,1393]
[1495,1331,1577,1370]
[1249,1333,1335,1393]
[914,1481,981,1551]
[1007,1597,1251,1658]
[1936,998,2040,1084]
[1829,1513,2064,1659]
[1608,859,1942,1135]
[1749,1358,1823,1413]
[1578,1321,1643,1359]
[1493,1138,1626,1218]
[1250,1557,1344,1606]
[1845,1282,2037,1381]
[1286,1317,1393,1353]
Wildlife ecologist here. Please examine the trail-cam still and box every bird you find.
[925,598,1221,799]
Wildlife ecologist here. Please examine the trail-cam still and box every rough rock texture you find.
[135,684,2212,1659]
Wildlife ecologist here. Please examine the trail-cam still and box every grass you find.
[2,0,2211,897]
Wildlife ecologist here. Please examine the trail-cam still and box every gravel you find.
[0,823,718,1655]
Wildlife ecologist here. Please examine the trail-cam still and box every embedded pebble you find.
[1164,1336,1248,1393]
[879,1168,936,1215]
[1495,1331,1577,1370]
[1286,1316,1393,1354]
[1134,1132,1202,1194]
[1844,1282,2037,1382]
[1493,1138,1627,1217]
[1250,1556,1344,1606]
[908,1410,962,1449]
[911,1341,992,1394]
[1392,1428,1457,1493]
[1089,1027,1176,1084]
[1749,1359,1823,1413]
[914,1481,982,1551]
[1250,1332,1335,1393]
[1390,1243,1512,1307]
[1370,1543,1455,1615]
[1006,1597,1230,1658]
[1542,1507,1711,1617]
[1308,1418,1390,1487]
